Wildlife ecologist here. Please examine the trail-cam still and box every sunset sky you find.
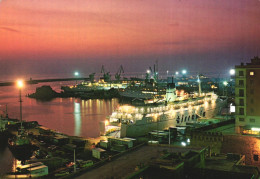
[0,0,260,78]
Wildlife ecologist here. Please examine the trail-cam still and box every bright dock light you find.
[229,69,235,75]
[251,128,260,132]
[74,71,79,76]
[182,70,187,74]
[175,71,179,75]
[17,80,24,88]
[223,81,228,86]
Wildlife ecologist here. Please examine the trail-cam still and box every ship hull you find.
[8,143,38,162]
[120,98,226,138]
[0,131,9,146]
[121,118,175,138]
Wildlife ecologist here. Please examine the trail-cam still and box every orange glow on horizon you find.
[0,0,259,60]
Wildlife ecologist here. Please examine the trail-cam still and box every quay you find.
[0,77,90,86]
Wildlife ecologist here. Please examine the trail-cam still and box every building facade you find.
[235,56,260,134]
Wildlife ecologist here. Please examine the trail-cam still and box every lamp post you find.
[182,70,187,80]
[197,75,201,96]
[17,80,24,130]
[223,81,228,96]
[74,71,79,85]
[146,70,151,81]
[229,69,235,96]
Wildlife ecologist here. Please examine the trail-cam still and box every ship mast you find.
[19,87,23,129]
[17,80,24,130]
[198,75,201,96]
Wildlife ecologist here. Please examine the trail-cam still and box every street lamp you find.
[182,70,187,75]
[229,69,235,96]
[16,79,24,130]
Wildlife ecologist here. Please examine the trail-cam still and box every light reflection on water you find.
[0,82,119,175]
[74,102,81,136]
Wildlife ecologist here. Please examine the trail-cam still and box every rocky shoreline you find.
[28,85,120,100]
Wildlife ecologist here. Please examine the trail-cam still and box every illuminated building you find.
[235,56,260,134]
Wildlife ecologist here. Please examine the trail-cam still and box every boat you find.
[108,81,226,138]
[118,79,166,104]
[8,129,38,164]
[0,106,18,145]
[61,67,129,94]
[0,118,9,145]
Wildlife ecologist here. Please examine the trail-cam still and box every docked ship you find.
[0,107,18,144]
[118,79,165,102]
[0,117,9,145]
[8,128,37,164]
[108,81,226,138]
[61,66,129,94]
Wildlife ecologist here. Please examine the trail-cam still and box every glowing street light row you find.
[175,70,187,75]
[146,69,187,75]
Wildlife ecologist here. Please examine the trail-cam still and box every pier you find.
[0,78,90,86]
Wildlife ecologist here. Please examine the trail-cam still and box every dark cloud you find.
[0,26,20,33]
[154,40,191,46]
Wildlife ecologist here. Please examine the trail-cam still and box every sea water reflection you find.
[0,83,119,138]
[0,82,119,175]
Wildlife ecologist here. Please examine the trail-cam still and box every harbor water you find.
[0,80,119,175]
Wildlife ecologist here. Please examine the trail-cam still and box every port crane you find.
[115,65,124,81]
[89,73,95,83]
[100,65,111,82]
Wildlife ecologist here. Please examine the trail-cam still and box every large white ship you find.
[108,82,226,138]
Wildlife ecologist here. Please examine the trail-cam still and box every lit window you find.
[250,71,254,76]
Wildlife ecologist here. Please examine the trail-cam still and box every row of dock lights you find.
[175,70,187,75]
[149,68,235,78]
[147,69,188,76]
